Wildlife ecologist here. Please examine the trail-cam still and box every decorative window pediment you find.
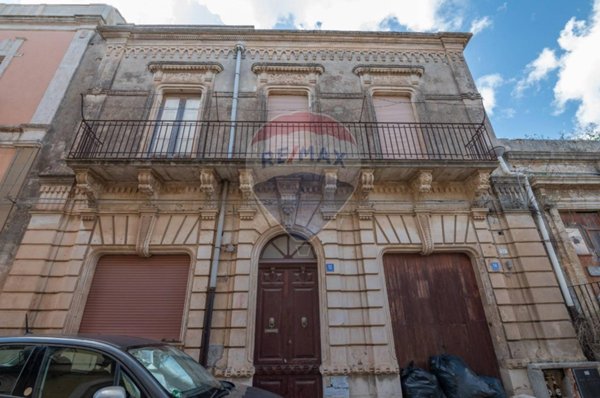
[353,64,424,87]
[148,62,223,85]
[251,62,324,86]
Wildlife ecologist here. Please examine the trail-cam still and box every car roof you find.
[0,334,163,350]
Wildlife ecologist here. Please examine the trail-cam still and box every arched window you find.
[260,234,316,260]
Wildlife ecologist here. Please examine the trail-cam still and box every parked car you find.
[0,335,281,398]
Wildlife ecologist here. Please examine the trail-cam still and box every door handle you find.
[268,317,275,328]
[301,316,308,328]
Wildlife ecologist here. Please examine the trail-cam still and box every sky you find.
[7,0,600,139]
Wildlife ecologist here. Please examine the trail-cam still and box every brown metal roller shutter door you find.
[79,255,189,341]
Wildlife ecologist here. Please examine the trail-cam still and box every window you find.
[38,347,116,398]
[0,345,35,395]
[150,95,201,155]
[373,93,422,158]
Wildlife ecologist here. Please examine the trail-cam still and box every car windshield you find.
[128,345,222,398]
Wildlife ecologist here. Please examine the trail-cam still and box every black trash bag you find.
[479,376,507,398]
[429,354,496,398]
[401,362,447,398]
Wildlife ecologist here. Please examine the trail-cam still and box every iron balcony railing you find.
[571,281,600,325]
[67,120,496,162]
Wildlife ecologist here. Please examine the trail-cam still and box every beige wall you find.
[0,30,74,125]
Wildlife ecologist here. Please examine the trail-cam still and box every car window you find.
[0,345,35,396]
[128,345,221,397]
[119,370,146,398]
[36,347,116,398]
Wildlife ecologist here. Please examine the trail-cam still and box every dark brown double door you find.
[253,262,322,398]
[384,253,500,377]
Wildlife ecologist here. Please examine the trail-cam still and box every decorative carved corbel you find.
[199,168,219,219]
[137,169,162,198]
[411,170,433,194]
[238,169,257,220]
[136,207,157,257]
[359,169,375,200]
[276,177,301,228]
[321,169,338,220]
[415,212,434,255]
[357,169,375,220]
[75,169,104,210]
[468,169,491,207]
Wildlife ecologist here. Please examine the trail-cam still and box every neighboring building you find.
[500,139,600,396]
[0,4,125,283]
[0,9,593,397]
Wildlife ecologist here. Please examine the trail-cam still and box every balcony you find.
[66,119,497,182]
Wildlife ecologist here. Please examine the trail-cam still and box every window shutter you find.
[372,95,416,123]
[267,94,309,120]
[373,94,421,158]
[79,255,189,342]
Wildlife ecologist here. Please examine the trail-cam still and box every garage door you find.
[79,254,189,341]
[383,253,499,376]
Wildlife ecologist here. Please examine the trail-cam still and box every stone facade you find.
[0,12,593,398]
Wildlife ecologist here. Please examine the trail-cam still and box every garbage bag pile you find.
[400,355,506,398]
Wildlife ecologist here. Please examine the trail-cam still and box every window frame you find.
[149,94,203,155]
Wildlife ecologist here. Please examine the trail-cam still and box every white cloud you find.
[476,74,503,116]
[514,48,559,96]
[172,0,223,25]
[12,0,463,31]
[512,0,600,129]
[469,16,492,35]
[553,1,600,128]
[202,0,464,31]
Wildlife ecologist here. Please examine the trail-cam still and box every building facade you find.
[0,11,594,398]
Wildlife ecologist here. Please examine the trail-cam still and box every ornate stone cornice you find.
[100,24,469,42]
[352,64,424,77]
[354,64,424,87]
[35,181,73,212]
[251,63,324,75]
[491,176,529,212]
[148,61,223,74]
[106,45,454,65]
[149,62,223,85]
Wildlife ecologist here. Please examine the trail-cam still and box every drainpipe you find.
[497,155,574,308]
[200,43,244,366]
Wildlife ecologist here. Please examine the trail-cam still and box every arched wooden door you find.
[253,234,322,398]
